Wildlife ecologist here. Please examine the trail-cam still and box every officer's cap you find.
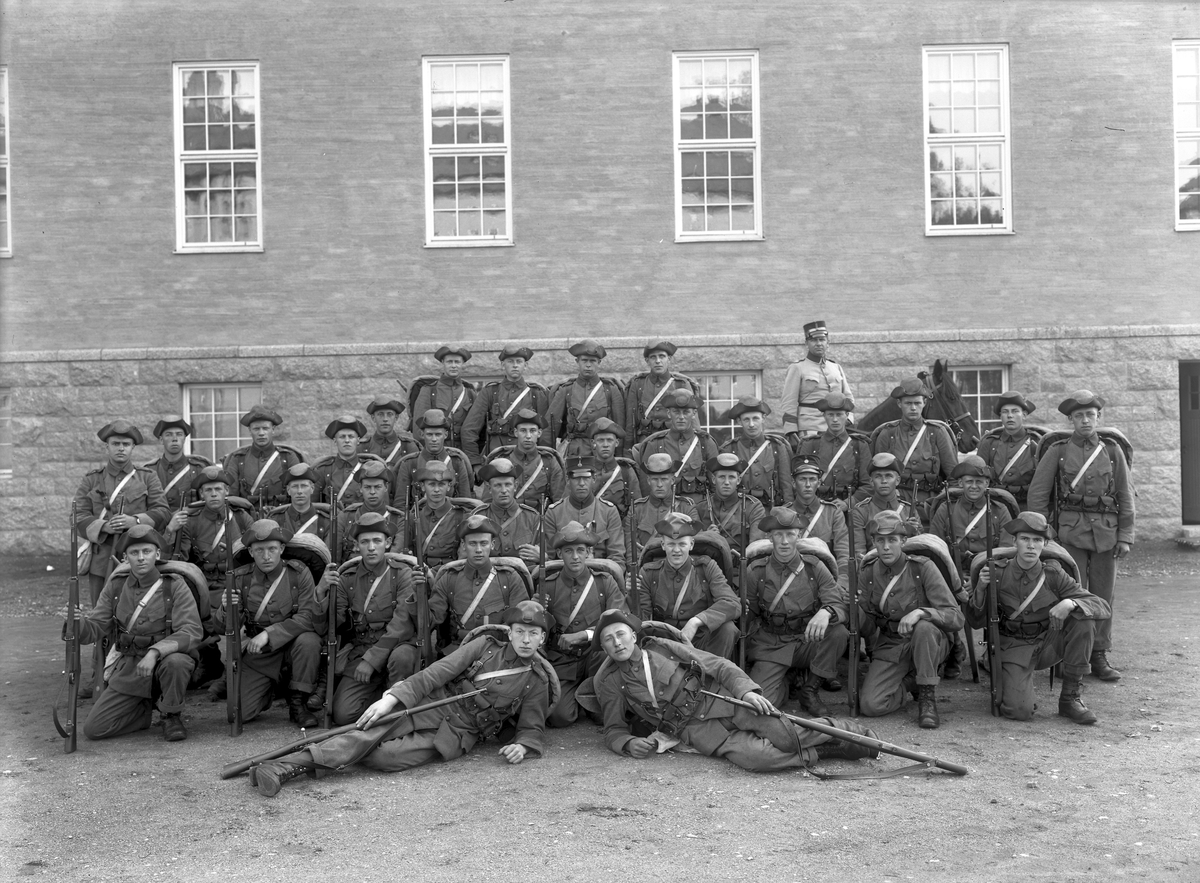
[97,421,144,445]
[994,392,1035,416]
[791,454,822,477]
[285,463,318,487]
[513,408,547,430]
[434,345,472,363]
[664,390,701,411]
[190,465,233,492]
[1058,390,1105,417]
[643,340,677,359]
[642,453,678,476]
[890,378,931,401]
[721,396,771,422]
[415,461,453,483]
[553,520,599,550]
[568,339,607,360]
[325,415,368,440]
[868,510,913,539]
[565,456,596,477]
[816,393,855,413]
[241,519,289,547]
[868,453,902,475]
[457,514,499,540]
[352,511,396,539]
[503,599,552,633]
[1004,511,1056,540]
[803,320,829,339]
[153,416,193,438]
[240,405,283,428]
[366,395,405,416]
[116,524,167,557]
[950,455,991,481]
[478,458,523,484]
[591,608,644,652]
[654,512,697,539]
[415,409,451,431]
[498,344,534,362]
[358,459,393,485]
[589,417,625,440]
[706,452,745,475]
[759,507,804,532]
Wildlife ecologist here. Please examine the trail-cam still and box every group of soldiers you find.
[67,323,1135,794]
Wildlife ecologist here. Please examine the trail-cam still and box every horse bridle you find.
[919,371,971,446]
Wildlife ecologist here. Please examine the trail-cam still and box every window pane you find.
[208,124,231,150]
[185,218,208,242]
[207,70,230,96]
[235,216,257,241]
[210,216,233,241]
[482,210,506,236]
[479,63,503,91]
[679,60,703,87]
[482,155,505,180]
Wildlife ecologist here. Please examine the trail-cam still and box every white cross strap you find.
[384,438,406,465]
[643,379,675,419]
[641,651,659,709]
[337,461,363,498]
[295,512,320,536]
[820,437,854,485]
[565,575,596,626]
[161,465,193,498]
[460,569,498,624]
[595,466,622,501]
[739,439,773,480]
[361,570,389,616]
[515,457,545,499]
[1011,573,1048,620]
[767,567,801,613]
[248,450,282,495]
[878,571,904,611]
[125,579,164,631]
[254,570,289,622]
[500,387,531,422]
[671,569,694,618]
[474,665,532,684]
[961,505,987,539]
[578,381,605,416]
[998,439,1032,481]
[675,436,700,479]
[901,425,928,469]
[450,386,468,415]
[1069,443,1107,491]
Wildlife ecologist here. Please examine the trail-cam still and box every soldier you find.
[744,509,848,716]
[929,455,1014,576]
[487,409,565,506]
[857,511,963,729]
[849,454,922,559]
[472,458,541,565]
[74,420,170,698]
[334,460,406,562]
[794,393,871,506]
[537,522,629,727]
[976,391,1041,508]
[405,461,474,568]
[628,453,699,558]
[248,600,556,798]
[412,345,476,450]
[359,395,419,468]
[392,409,475,506]
[631,390,718,504]
[146,416,211,544]
[542,457,626,564]
[785,455,850,590]
[693,453,766,558]
[589,418,640,518]
[269,464,332,544]
[636,514,739,659]
[69,526,201,742]
[871,378,958,523]
[548,339,626,457]
[313,415,383,510]
[324,513,421,725]
[425,515,532,653]
[223,405,305,514]
[590,609,877,770]
[1028,390,1134,682]
[969,512,1112,724]
[212,519,324,728]
[780,320,853,439]
[718,396,792,509]
[461,344,551,467]
[624,340,700,444]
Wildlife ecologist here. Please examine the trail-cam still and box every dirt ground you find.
[1,548,1198,882]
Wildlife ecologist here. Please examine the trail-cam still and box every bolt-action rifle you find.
[984,489,1001,717]
[845,508,859,717]
[225,506,243,737]
[324,490,340,728]
[53,503,83,753]
[737,489,749,670]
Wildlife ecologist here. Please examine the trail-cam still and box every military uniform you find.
[461,364,551,466]
[849,496,921,560]
[638,553,740,660]
[786,498,850,589]
[147,452,211,514]
[412,368,476,451]
[780,345,853,436]
[473,499,541,559]
[975,391,1041,507]
[75,462,170,593]
[628,495,699,557]
[489,444,564,506]
[393,447,475,506]
[224,443,305,511]
[178,502,254,609]
[359,395,419,468]
[633,428,719,504]
[406,499,473,567]
[549,340,626,457]
[624,368,700,444]
[335,502,407,563]
[268,504,332,545]
[694,493,765,558]
[871,420,957,519]
[929,494,1014,575]
[543,495,625,564]
[716,433,791,509]
[795,430,871,504]
[429,559,531,650]
[311,415,379,508]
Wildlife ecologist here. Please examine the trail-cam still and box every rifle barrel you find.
[984,490,1001,717]
[59,503,82,753]
[846,508,859,717]
[324,490,339,728]
[225,508,243,736]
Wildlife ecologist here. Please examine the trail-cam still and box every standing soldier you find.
[636,514,741,660]
[461,344,551,468]
[69,526,202,742]
[536,522,630,727]
[624,340,700,445]
[780,320,853,440]
[717,396,792,509]
[313,415,383,511]
[411,345,476,451]
[403,461,475,568]
[548,339,626,457]
[976,391,1042,509]
[588,418,640,519]
[785,456,850,591]
[335,460,406,562]
[543,457,626,564]
[856,511,963,729]
[74,420,170,698]
[794,393,871,506]
[631,391,718,505]
[486,409,565,507]
[627,453,699,559]
[472,458,541,566]
[146,416,211,545]
[693,454,766,558]
[871,378,958,524]
[359,396,418,468]
[1028,390,1134,682]
[223,405,305,514]
[849,454,923,559]
[392,409,475,506]
[269,464,332,544]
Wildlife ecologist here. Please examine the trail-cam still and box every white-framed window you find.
[423,56,512,247]
[173,62,262,253]
[949,365,1009,435]
[673,51,762,242]
[1173,40,1200,231]
[183,383,263,463]
[923,45,1012,235]
[695,371,763,445]
[0,67,11,257]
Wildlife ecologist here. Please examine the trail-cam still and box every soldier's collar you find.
[372,430,398,441]
[252,441,277,453]
[133,566,162,588]
[824,429,848,441]
[289,503,314,516]
[362,557,388,576]
[1071,433,1099,448]
[105,461,134,475]
[337,452,359,464]
[668,428,695,441]
[797,498,820,515]
[1015,558,1042,577]
[568,493,596,509]
[465,560,493,579]
[1001,427,1027,440]
[771,550,802,570]
[256,561,286,579]
[201,505,225,521]
[806,352,825,364]
[161,452,187,465]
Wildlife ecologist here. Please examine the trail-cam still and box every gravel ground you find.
[1,548,1198,882]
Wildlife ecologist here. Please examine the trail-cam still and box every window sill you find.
[423,239,515,249]
[674,234,764,244]
[174,246,265,254]
[924,228,1014,237]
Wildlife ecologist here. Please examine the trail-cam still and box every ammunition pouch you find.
[352,619,389,645]
[115,633,157,655]
[872,616,904,637]
[900,475,943,495]
[758,609,815,636]
[820,483,859,502]
[999,618,1048,639]
[655,662,704,737]
[243,621,265,638]
[675,474,707,496]
[1060,493,1116,514]
[454,679,521,738]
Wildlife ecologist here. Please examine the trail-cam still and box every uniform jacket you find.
[178,504,254,590]
[543,496,625,563]
[624,371,700,442]
[337,558,418,672]
[796,430,872,502]
[966,557,1111,635]
[472,500,541,558]
[497,446,565,505]
[786,498,850,587]
[212,559,320,651]
[780,356,852,434]
[429,559,532,642]
[632,429,719,498]
[1027,433,1135,552]
[549,376,626,442]
[590,458,641,518]
[146,453,211,512]
[976,428,1041,497]
[537,565,628,673]
[849,496,923,555]
[629,495,698,553]
[413,378,476,445]
[359,430,418,469]
[268,503,332,545]
[461,380,551,464]
[720,433,793,507]
[405,500,472,562]
[312,453,377,509]
[392,447,475,506]
[638,555,739,631]
[745,552,844,662]
[335,503,407,562]
[871,420,958,485]
[223,443,305,510]
[857,554,964,649]
[74,462,170,578]
[694,493,765,557]
[929,496,1014,570]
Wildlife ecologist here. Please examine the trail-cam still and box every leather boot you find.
[821,677,843,693]
[1058,679,1098,725]
[943,633,966,680]
[917,684,940,729]
[796,671,830,718]
[251,756,311,797]
[206,673,227,702]
[161,713,188,742]
[288,691,319,729]
[307,668,328,711]
[1090,651,1121,682]
[815,721,880,760]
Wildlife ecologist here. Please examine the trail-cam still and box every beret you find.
[568,339,607,359]
[503,599,552,632]
[415,409,451,431]
[706,452,745,474]
[815,392,855,413]
[285,463,318,486]
[352,511,396,539]
[434,345,472,362]
[241,519,289,547]
[1004,511,1055,540]
[591,608,643,652]
[655,512,697,539]
[358,459,392,484]
[868,453,901,475]
[366,395,405,416]
[325,415,368,440]
[512,408,547,429]
[643,340,677,358]
[803,320,828,339]
[478,458,523,483]
[565,456,597,476]
[721,396,771,422]
[498,344,534,362]
[457,514,499,539]
[152,416,192,438]
[415,461,453,483]
[790,454,821,476]
[97,421,144,445]
[949,455,991,480]
[759,507,804,532]
[994,391,1035,416]
[553,520,599,550]
[190,465,233,492]
[868,510,913,539]
[890,378,931,400]
[240,405,283,427]
[1058,390,1105,417]
[589,417,625,439]
[664,390,700,410]
[115,524,166,556]
[642,453,677,475]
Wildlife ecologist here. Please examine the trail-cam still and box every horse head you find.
[922,360,980,452]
